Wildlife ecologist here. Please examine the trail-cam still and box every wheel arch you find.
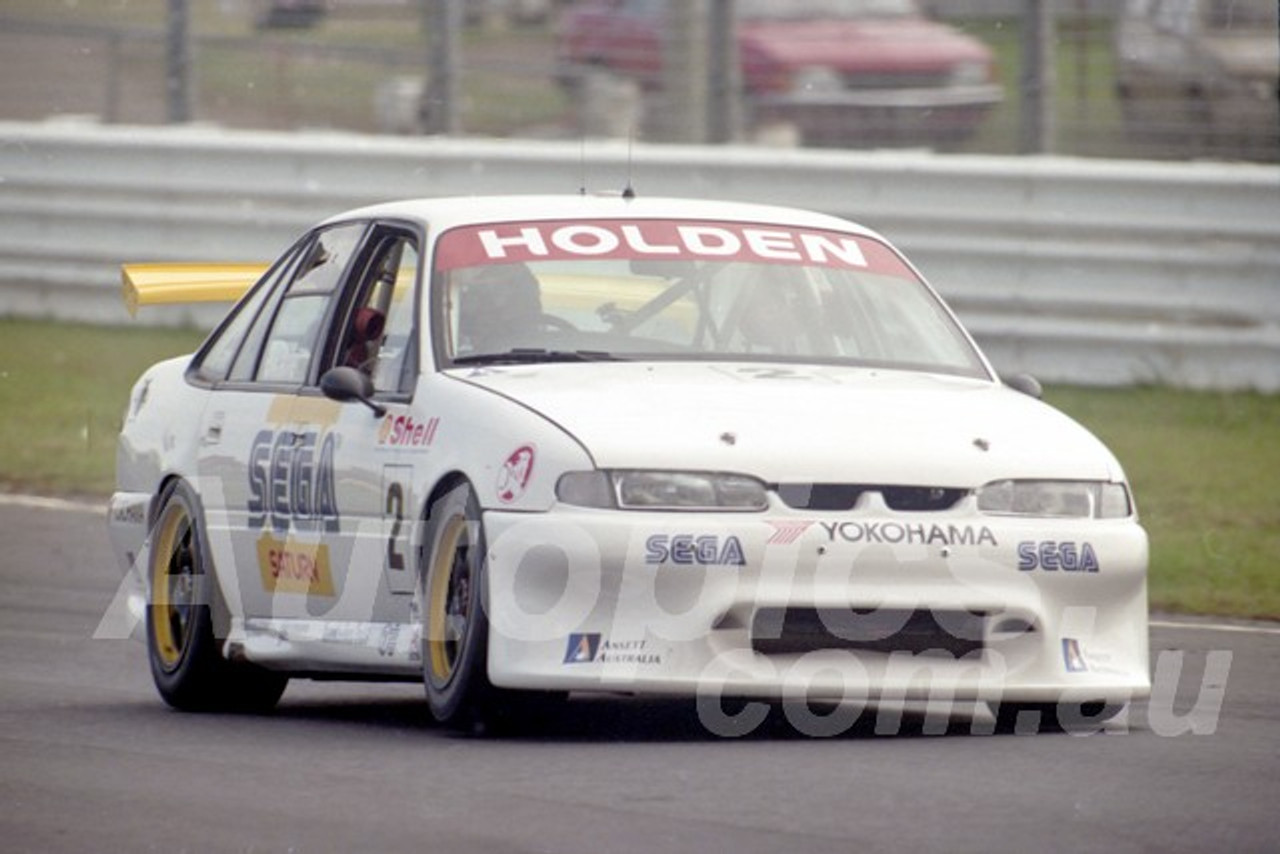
[148,472,186,527]
[417,470,474,530]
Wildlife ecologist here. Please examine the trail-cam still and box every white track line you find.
[3,493,1279,637]
[0,493,104,514]
[1150,619,1280,637]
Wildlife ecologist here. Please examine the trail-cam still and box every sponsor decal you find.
[564,633,663,666]
[496,444,536,503]
[256,533,336,596]
[378,623,401,658]
[321,623,373,645]
[247,428,340,533]
[378,413,439,449]
[1063,638,1089,673]
[111,503,147,526]
[1017,541,1100,573]
[564,632,601,664]
[766,520,815,545]
[434,220,915,279]
[645,534,746,567]
[821,521,998,548]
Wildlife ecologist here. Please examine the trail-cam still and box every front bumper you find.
[483,504,1150,706]
[105,491,153,641]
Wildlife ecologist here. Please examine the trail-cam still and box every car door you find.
[195,221,368,623]
[296,222,427,616]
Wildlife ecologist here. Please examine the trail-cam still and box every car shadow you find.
[263,690,1040,742]
[112,686,1138,742]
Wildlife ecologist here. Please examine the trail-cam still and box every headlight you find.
[977,480,1132,519]
[791,65,844,95]
[556,471,768,511]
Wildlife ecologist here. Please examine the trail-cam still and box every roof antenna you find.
[621,127,636,200]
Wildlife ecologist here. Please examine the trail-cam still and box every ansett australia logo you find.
[1063,638,1089,672]
[645,534,746,567]
[564,633,663,666]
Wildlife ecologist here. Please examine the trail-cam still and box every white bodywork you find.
[110,195,1149,710]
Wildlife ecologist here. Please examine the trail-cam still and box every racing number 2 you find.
[383,467,413,574]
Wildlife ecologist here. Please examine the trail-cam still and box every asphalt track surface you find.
[2,497,1277,853]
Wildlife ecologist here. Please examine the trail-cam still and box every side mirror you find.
[1003,372,1043,399]
[320,366,386,416]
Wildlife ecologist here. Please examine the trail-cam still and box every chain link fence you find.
[0,0,1274,161]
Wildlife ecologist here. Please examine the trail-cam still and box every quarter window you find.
[226,244,306,384]
[255,224,365,385]
[193,269,275,383]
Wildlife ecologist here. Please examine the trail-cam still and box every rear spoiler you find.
[121,263,268,316]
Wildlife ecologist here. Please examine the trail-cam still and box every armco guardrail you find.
[0,120,1276,391]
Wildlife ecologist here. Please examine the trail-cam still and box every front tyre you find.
[420,482,493,726]
[147,480,287,712]
[418,481,566,731]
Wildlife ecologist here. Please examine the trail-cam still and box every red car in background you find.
[557,0,1002,147]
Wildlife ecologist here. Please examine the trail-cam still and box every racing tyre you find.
[147,480,288,712]
[420,482,495,727]
[991,701,1123,734]
[419,482,565,731]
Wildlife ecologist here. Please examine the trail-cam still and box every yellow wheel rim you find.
[150,502,197,671]
[427,515,471,683]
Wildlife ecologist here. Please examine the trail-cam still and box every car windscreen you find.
[432,218,987,378]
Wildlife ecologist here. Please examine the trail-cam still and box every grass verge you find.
[1,318,1276,619]
[1044,387,1280,620]
[0,319,205,496]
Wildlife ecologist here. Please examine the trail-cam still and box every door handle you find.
[203,411,225,445]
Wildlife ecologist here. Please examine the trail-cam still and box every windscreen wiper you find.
[451,348,626,366]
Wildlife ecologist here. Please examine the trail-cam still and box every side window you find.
[192,270,275,383]
[335,231,422,396]
[256,224,365,385]
[226,244,305,383]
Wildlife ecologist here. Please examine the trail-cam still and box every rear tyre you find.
[147,480,287,712]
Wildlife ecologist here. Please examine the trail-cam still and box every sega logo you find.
[645,534,746,567]
[1017,541,1100,573]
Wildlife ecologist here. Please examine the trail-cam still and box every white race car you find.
[108,195,1149,732]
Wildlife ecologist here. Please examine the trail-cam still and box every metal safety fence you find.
[0,2,1275,161]
[0,120,1276,391]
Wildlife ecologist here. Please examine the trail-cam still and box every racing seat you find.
[343,305,387,372]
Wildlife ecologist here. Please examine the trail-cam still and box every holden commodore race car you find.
[108,194,1149,733]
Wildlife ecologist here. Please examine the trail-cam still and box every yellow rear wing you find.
[121,263,268,317]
